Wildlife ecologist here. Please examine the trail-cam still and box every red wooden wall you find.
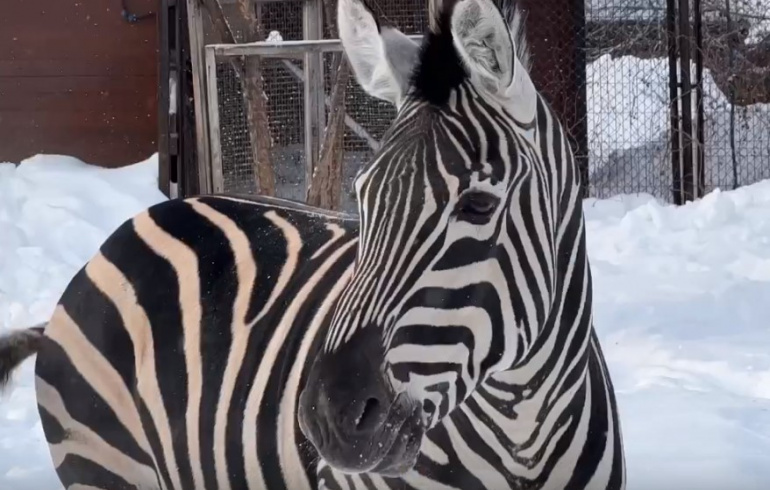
[0,0,159,167]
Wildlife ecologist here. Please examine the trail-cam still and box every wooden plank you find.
[210,35,423,57]
[205,46,225,194]
[303,0,325,192]
[186,0,213,194]
[178,0,202,198]
[0,0,158,167]
[0,60,154,77]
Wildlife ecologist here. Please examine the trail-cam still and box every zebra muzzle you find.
[297,327,426,475]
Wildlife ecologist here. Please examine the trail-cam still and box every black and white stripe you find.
[303,0,626,487]
[1,195,361,489]
[0,0,625,488]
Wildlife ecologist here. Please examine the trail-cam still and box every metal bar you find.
[205,46,225,194]
[186,0,213,195]
[170,0,182,198]
[666,0,682,204]
[677,0,695,202]
[572,0,589,198]
[303,0,325,195]
[158,0,172,197]
[726,0,738,190]
[210,35,424,57]
[693,0,705,198]
[178,0,201,197]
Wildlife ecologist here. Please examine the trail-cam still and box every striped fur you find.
[31,195,360,489]
[0,0,625,488]
[299,0,626,488]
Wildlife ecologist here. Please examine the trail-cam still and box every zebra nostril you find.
[354,397,384,433]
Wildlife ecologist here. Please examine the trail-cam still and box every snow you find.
[587,55,770,199]
[2,154,770,488]
[585,184,770,489]
[0,154,167,489]
[1,45,769,487]
[266,30,283,43]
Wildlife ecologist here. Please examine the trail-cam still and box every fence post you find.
[177,0,202,198]
[666,0,683,204]
[158,0,172,198]
[693,0,705,198]
[677,0,696,202]
[303,0,325,196]
[667,0,705,204]
[205,46,225,194]
[186,0,213,195]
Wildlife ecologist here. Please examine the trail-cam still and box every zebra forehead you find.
[356,119,510,194]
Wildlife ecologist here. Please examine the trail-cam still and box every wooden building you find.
[0,0,160,168]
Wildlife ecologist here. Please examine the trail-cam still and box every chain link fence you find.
[202,0,769,208]
[698,0,770,195]
[582,0,770,201]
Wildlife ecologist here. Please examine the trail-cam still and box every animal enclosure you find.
[186,0,587,211]
[186,0,769,207]
[205,39,411,211]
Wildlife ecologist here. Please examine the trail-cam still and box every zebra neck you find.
[466,302,597,454]
[476,342,592,439]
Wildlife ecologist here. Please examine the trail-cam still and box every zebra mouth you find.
[369,402,425,476]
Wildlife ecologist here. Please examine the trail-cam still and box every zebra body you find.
[33,195,359,489]
[0,0,626,487]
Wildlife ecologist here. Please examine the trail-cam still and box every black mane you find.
[380,0,531,107]
[410,0,469,106]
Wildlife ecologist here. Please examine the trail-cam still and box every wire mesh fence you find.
[582,0,770,201]
[584,0,674,199]
[697,0,770,195]
[202,0,769,208]
[207,0,430,212]
[214,57,307,198]
[321,51,396,211]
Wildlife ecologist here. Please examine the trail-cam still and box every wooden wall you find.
[0,0,159,167]
[519,0,588,193]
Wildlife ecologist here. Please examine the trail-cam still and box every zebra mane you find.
[410,0,532,106]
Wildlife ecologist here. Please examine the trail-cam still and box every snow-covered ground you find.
[1,152,770,489]
[0,154,167,489]
[587,55,770,200]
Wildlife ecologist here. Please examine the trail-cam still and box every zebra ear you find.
[337,0,420,108]
[449,0,516,92]
[450,0,537,118]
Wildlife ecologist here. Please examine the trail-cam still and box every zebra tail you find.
[0,323,46,392]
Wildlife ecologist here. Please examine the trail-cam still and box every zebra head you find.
[299,0,579,476]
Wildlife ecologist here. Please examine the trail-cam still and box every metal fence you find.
[584,0,770,201]
[200,0,428,212]
[206,40,403,210]
[192,0,769,208]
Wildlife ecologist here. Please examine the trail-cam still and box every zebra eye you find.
[455,191,500,224]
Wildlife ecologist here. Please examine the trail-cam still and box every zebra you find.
[0,0,626,488]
